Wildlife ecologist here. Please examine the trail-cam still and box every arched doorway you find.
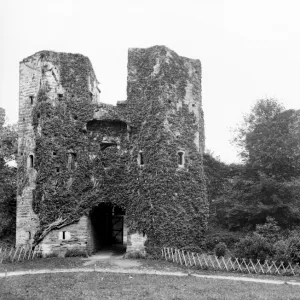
[88,203,126,254]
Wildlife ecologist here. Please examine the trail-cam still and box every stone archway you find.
[87,203,127,254]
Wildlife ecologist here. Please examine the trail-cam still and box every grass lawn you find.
[1,272,300,300]
[2,256,300,284]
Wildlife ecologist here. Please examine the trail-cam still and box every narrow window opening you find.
[29,96,34,105]
[29,155,34,168]
[68,153,77,170]
[178,151,184,166]
[55,167,60,173]
[27,231,31,240]
[62,231,66,240]
[138,151,144,166]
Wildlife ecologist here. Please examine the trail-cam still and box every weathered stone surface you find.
[126,233,147,254]
[17,46,208,255]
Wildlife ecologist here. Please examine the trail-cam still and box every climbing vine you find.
[28,47,208,253]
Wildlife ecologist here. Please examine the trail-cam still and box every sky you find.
[1,0,300,163]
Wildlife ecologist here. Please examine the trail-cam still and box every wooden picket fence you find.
[162,247,300,276]
[0,245,42,264]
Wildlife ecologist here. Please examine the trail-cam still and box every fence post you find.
[182,250,188,266]
[167,248,171,261]
[22,246,28,261]
[186,251,192,266]
[174,249,178,263]
[177,249,183,265]
[164,248,168,260]
[7,247,13,262]
[214,256,222,270]
[32,246,38,259]
[27,246,33,260]
[196,253,203,268]
[192,253,197,267]
[249,259,258,274]
[12,246,19,262]
[171,248,175,262]
[17,246,23,262]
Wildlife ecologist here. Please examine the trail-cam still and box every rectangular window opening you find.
[62,231,66,240]
[58,94,63,100]
[178,152,184,166]
[29,96,34,105]
[68,153,77,170]
[29,155,34,168]
[139,152,144,166]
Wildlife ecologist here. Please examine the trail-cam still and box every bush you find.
[283,234,300,264]
[202,229,241,252]
[214,242,227,258]
[124,251,146,259]
[144,245,162,259]
[44,252,59,258]
[234,233,273,262]
[65,248,88,258]
[255,216,281,243]
[273,239,290,263]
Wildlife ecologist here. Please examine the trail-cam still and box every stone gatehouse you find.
[16,46,208,256]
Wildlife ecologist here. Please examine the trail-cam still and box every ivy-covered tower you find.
[123,46,208,251]
[16,46,208,256]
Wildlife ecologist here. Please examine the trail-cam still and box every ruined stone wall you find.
[124,46,208,253]
[41,216,88,255]
[17,51,100,249]
[17,46,208,255]
[17,55,42,245]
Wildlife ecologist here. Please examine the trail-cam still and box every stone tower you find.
[16,51,100,249]
[16,46,208,255]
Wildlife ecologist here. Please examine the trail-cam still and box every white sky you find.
[1,0,300,163]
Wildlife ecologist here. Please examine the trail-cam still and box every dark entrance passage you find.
[89,204,126,253]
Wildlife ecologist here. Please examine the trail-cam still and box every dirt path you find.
[1,252,300,286]
[1,265,300,286]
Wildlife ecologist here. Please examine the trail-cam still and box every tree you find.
[234,98,285,164]
[0,108,17,244]
[215,99,300,231]
[246,109,300,180]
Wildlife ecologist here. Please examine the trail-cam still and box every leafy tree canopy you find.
[0,108,17,245]
[211,99,300,231]
[234,98,300,180]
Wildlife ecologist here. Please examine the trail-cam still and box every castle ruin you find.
[16,46,208,256]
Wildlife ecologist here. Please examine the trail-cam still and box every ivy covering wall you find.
[18,46,208,253]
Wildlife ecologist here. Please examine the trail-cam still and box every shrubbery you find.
[64,248,88,258]
[273,233,300,264]
[234,233,273,262]
[202,227,241,252]
[232,218,300,264]
[214,242,227,258]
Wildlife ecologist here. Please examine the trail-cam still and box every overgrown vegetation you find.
[4,49,300,265]
[203,99,300,264]
[19,47,208,252]
[0,108,17,246]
